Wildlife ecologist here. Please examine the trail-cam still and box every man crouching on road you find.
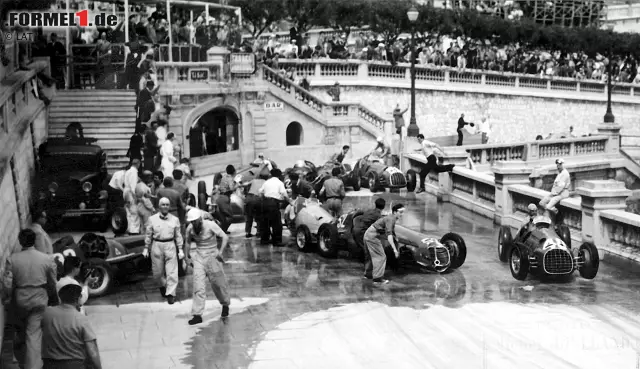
[143,197,184,305]
[184,208,231,325]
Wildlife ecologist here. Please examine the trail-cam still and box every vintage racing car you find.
[292,199,467,273]
[283,160,320,184]
[498,215,599,280]
[35,138,127,234]
[345,155,418,192]
[52,233,157,297]
[284,159,358,194]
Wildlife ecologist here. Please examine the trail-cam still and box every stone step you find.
[52,101,137,108]
[49,122,135,131]
[49,129,133,140]
[49,111,137,119]
[55,91,136,97]
[50,106,138,113]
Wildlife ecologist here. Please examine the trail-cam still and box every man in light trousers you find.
[539,158,571,217]
[363,203,404,285]
[143,197,184,304]
[184,209,231,325]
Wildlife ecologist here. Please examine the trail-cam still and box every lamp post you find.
[406,6,420,137]
[604,46,615,124]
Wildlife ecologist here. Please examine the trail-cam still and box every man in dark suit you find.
[456,113,473,146]
[136,80,155,131]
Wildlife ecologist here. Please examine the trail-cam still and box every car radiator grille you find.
[390,173,407,187]
[543,249,573,274]
[429,246,451,266]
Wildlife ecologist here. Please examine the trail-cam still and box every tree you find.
[228,0,286,38]
[283,0,331,34]
[325,0,371,40]
[368,0,413,45]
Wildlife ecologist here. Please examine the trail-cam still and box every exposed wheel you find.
[509,244,529,281]
[197,180,207,195]
[406,169,417,192]
[110,207,127,235]
[351,175,361,191]
[188,193,196,207]
[555,224,572,249]
[295,225,314,253]
[317,224,339,259]
[368,172,380,192]
[578,242,599,279]
[498,225,513,262]
[85,258,115,297]
[440,232,467,269]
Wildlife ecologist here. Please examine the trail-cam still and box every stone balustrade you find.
[278,59,640,102]
[463,135,611,167]
[405,152,640,262]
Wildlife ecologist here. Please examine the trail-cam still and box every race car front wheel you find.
[317,224,339,259]
[510,244,529,281]
[86,258,115,297]
[295,225,314,253]
[406,169,417,192]
[578,242,599,279]
[498,226,513,262]
[441,232,467,269]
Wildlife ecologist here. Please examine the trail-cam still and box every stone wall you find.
[311,86,640,144]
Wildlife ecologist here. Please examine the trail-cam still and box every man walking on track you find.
[184,209,231,325]
[414,134,455,194]
[143,197,184,305]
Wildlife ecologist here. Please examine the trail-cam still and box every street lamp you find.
[406,5,420,137]
[604,27,615,123]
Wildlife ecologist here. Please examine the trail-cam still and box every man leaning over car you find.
[363,203,404,285]
[354,198,386,279]
[539,158,570,215]
[259,168,290,246]
[319,167,346,217]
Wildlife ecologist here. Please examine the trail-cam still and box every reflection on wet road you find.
[88,193,640,369]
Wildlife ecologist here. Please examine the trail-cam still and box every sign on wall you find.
[264,102,284,112]
[189,68,209,81]
[229,53,257,74]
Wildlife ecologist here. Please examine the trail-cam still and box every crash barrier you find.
[277,59,640,103]
[67,43,205,89]
[411,153,640,261]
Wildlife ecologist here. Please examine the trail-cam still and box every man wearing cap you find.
[370,137,390,163]
[8,229,59,369]
[517,204,540,238]
[42,279,102,369]
[259,168,290,246]
[539,158,571,214]
[184,209,231,325]
[319,167,346,217]
[143,197,184,304]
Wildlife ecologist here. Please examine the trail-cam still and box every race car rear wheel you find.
[110,207,128,235]
[351,175,361,191]
[368,172,380,192]
[406,169,417,192]
[295,225,314,253]
[197,181,208,210]
[85,258,115,297]
[498,225,513,262]
[509,244,529,281]
[317,224,339,259]
[578,242,599,279]
[440,232,467,269]
[555,224,572,249]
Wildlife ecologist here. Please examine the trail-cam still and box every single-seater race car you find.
[285,160,359,193]
[498,215,599,280]
[345,155,417,192]
[52,233,154,297]
[283,160,320,186]
[292,199,467,273]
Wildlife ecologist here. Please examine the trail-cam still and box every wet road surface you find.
[82,193,640,369]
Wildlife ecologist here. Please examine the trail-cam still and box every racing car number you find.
[53,248,77,266]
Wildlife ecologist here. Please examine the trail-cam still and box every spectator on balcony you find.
[539,158,571,216]
[456,113,473,146]
[299,74,310,90]
[128,14,140,42]
[477,117,492,144]
[123,42,142,91]
[94,32,114,89]
[327,82,341,102]
[48,33,66,89]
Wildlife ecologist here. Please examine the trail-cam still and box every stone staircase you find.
[621,134,640,164]
[49,90,137,173]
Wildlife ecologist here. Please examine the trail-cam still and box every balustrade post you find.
[315,63,321,78]
[492,162,533,225]
[444,70,450,84]
[480,74,486,85]
[597,122,622,154]
[358,63,368,79]
[524,142,539,161]
[577,180,631,259]
[514,76,520,88]
[576,83,581,93]
[439,148,469,202]
[547,80,551,90]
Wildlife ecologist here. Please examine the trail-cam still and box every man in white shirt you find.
[540,158,571,214]
[415,134,455,194]
[107,168,126,209]
[252,153,273,171]
[259,169,290,246]
[124,159,141,234]
[478,117,491,144]
[30,210,53,254]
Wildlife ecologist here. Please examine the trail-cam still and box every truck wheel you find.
[295,225,314,253]
[498,225,513,262]
[509,244,529,281]
[406,169,417,192]
[578,242,599,279]
[440,232,467,269]
[85,258,115,297]
[317,224,339,259]
[110,208,128,235]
